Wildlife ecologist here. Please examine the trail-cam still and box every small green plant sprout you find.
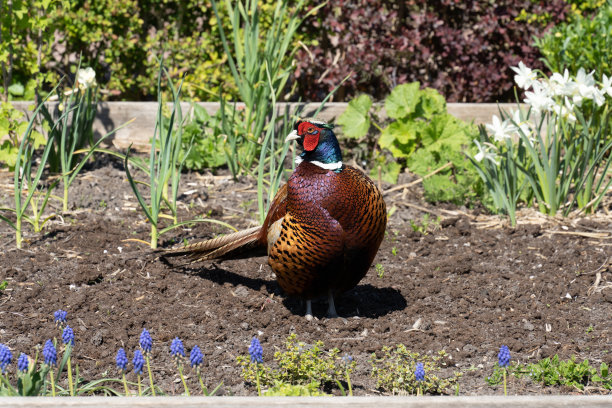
[497,345,511,396]
[410,214,438,234]
[2,88,60,248]
[586,325,594,334]
[237,333,350,395]
[0,281,7,291]
[40,66,131,213]
[375,263,385,278]
[521,355,610,391]
[170,337,189,396]
[391,246,397,256]
[370,345,461,395]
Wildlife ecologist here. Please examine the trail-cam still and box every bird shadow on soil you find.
[283,285,408,319]
[170,263,408,319]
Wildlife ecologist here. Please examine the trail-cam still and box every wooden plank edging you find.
[10,102,517,150]
[0,395,611,408]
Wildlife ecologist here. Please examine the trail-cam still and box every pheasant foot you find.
[305,299,313,321]
[326,290,338,318]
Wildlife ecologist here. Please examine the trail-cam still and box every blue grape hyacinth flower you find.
[17,353,29,373]
[54,310,67,326]
[139,329,152,354]
[116,348,128,372]
[170,337,185,361]
[62,325,75,346]
[248,337,263,364]
[43,340,57,366]
[190,345,203,369]
[133,349,145,375]
[0,344,12,373]
[415,362,425,381]
[498,345,511,368]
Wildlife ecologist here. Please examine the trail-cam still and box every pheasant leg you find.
[305,299,313,321]
[327,290,338,318]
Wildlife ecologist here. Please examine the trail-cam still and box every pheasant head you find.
[285,119,343,171]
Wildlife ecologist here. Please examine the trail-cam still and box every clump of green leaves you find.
[337,83,482,205]
[262,381,328,396]
[370,345,461,395]
[178,104,227,171]
[487,355,611,391]
[0,102,46,170]
[409,214,440,235]
[237,333,353,392]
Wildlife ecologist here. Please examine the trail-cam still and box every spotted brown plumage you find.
[162,119,387,319]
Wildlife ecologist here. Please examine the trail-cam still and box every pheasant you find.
[163,119,387,319]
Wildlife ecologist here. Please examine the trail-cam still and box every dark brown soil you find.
[0,155,611,396]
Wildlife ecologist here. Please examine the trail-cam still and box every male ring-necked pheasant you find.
[163,119,387,319]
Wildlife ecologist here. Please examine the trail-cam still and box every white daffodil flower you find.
[573,67,598,105]
[551,98,576,123]
[511,61,538,90]
[510,109,532,139]
[76,67,97,90]
[548,69,575,97]
[602,74,612,97]
[524,82,553,113]
[474,139,499,165]
[485,114,516,142]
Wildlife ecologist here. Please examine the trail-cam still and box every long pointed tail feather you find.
[161,226,264,264]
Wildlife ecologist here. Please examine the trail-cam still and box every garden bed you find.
[0,154,610,396]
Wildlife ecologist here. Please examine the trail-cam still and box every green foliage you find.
[0,102,46,170]
[237,333,353,392]
[534,1,612,76]
[262,381,328,396]
[0,361,50,396]
[0,0,64,100]
[488,355,611,390]
[409,214,440,235]
[336,94,372,139]
[338,83,482,205]
[370,345,461,395]
[179,104,227,171]
[0,281,7,291]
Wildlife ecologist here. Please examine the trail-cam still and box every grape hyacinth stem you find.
[145,355,155,396]
[177,363,190,396]
[122,372,129,397]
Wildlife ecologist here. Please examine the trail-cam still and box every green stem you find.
[137,374,142,396]
[16,216,22,249]
[255,365,261,396]
[503,369,507,396]
[145,355,156,396]
[66,355,74,396]
[122,372,129,396]
[63,183,68,213]
[49,366,56,397]
[178,363,190,396]
[345,368,352,397]
[197,372,208,396]
[150,224,158,249]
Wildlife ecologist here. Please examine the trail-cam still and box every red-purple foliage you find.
[294,0,569,102]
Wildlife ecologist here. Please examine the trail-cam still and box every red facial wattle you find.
[297,122,320,152]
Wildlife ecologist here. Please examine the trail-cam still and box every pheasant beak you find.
[285,130,300,143]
